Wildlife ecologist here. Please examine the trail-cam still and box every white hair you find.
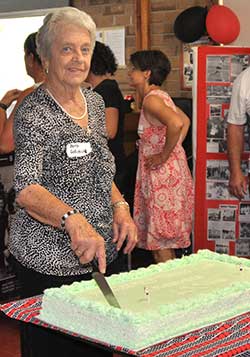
[36,7,96,60]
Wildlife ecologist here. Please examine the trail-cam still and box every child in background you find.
[128,50,194,263]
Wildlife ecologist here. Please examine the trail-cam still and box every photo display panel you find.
[193,46,250,257]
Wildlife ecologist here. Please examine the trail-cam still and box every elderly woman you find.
[9,7,137,357]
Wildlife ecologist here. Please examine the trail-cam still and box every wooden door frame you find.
[136,0,150,50]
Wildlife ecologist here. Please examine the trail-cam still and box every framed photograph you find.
[181,37,212,90]
[181,44,194,90]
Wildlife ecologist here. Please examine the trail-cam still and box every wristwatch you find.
[0,102,8,110]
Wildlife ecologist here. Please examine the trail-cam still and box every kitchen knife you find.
[92,271,121,309]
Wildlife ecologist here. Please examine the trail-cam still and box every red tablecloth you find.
[1,296,250,357]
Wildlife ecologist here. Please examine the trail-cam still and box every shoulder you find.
[145,89,170,100]
[82,88,106,117]
[14,88,49,135]
[144,90,173,108]
[82,87,104,105]
[18,86,34,102]
[95,79,121,96]
[230,68,250,107]
[15,86,56,128]
[106,79,119,89]
[234,67,250,88]
[10,86,35,116]
[241,66,250,79]
[143,93,165,117]
[15,87,41,113]
[99,79,118,89]
[94,80,123,107]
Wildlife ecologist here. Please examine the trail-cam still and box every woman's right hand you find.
[145,152,167,169]
[65,213,106,274]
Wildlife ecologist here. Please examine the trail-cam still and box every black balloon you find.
[174,6,208,43]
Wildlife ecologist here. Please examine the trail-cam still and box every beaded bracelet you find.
[112,201,130,211]
[61,209,80,229]
[0,102,8,111]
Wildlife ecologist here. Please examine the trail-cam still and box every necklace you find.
[46,88,87,120]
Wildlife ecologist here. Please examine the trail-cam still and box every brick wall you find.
[73,0,209,98]
[150,0,209,98]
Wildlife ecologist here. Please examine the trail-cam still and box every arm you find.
[0,89,21,139]
[227,123,246,199]
[105,107,119,139]
[0,87,33,153]
[16,184,106,273]
[143,95,183,168]
[226,69,249,200]
[0,109,6,140]
[111,182,137,254]
[175,106,190,143]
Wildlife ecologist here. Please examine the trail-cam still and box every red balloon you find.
[206,5,240,44]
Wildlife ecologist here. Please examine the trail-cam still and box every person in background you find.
[9,7,137,357]
[0,32,45,153]
[227,66,250,200]
[86,41,126,193]
[128,50,193,263]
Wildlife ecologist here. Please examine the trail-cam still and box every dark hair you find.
[130,50,171,86]
[90,41,118,75]
[24,32,42,66]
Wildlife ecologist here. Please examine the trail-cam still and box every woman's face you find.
[127,63,145,88]
[46,23,92,88]
[24,50,33,78]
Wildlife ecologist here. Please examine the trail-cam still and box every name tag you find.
[138,123,144,135]
[66,142,92,158]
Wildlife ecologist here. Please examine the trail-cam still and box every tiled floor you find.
[0,312,21,357]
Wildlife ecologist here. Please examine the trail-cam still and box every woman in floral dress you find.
[128,50,194,263]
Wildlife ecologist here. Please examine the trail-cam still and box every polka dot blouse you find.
[9,86,117,276]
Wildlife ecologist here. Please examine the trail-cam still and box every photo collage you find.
[205,54,250,257]
[206,54,250,153]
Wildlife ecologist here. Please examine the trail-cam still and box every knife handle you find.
[92,258,99,273]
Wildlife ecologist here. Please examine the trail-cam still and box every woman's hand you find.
[112,207,137,254]
[65,213,106,273]
[145,152,167,169]
[1,89,21,108]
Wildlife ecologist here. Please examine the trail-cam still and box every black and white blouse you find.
[9,86,117,276]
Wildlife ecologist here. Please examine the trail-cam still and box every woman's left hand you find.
[112,208,137,254]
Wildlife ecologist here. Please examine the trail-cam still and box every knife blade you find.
[92,271,121,309]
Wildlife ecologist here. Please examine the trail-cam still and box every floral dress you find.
[134,89,194,250]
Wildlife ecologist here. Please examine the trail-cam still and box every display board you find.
[96,27,125,67]
[193,45,250,257]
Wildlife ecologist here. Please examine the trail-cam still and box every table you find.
[1,295,250,357]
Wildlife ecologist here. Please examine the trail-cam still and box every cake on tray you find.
[39,250,250,350]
